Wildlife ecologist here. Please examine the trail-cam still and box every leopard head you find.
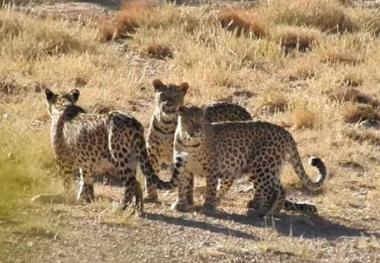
[177,105,209,140]
[152,79,188,116]
[45,88,81,116]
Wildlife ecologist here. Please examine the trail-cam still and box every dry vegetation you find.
[1,0,380,262]
[217,7,267,38]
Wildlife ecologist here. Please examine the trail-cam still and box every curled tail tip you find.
[309,156,322,167]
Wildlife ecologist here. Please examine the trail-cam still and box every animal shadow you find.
[204,209,379,240]
[144,212,259,241]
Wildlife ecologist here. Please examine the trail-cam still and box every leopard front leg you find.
[202,173,219,212]
[187,173,194,206]
[57,161,78,202]
[145,151,160,202]
[216,178,234,204]
[77,168,95,203]
[172,170,193,212]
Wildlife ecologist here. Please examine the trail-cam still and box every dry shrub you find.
[217,8,266,38]
[261,0,356,33]
[273,25,322,54]
[96,1,153,42]
[285,62,316,81]
[292,103,317,129]
[343,104,380,123]
[256,90,288,113]
[320,49,363,65]
[147,44,173,59]
[328,87,379,106]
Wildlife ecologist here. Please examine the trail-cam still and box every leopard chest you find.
[148,131,175,164]
[175,142,209,176]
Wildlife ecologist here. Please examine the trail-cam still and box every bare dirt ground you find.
[1,0,380,262]
[2,178,380,263]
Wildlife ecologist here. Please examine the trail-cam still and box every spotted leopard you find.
[45,88,186,213]
[172,105,328,217]
[146,79,252,201]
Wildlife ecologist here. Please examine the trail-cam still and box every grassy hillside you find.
[0,0,379,262]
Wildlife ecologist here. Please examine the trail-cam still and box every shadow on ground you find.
[144,212,259,240]
[201,210,379,240]
[145,209,378,241]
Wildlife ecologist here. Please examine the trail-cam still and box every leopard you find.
[146,79,252,202]
[44,88,186,213]
[172,105,328,217]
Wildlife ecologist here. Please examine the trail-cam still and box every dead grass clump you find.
[273,26,322,54]
[96,1,153,42]
[286,65,316,81]
[147,44,173,59]
[320,49,363,65]
[261,0,356,33]
[292,103,317,129]
[343,104,380,123]
[256,90,288,113]
[328,87,378,106]
[0,11,22,39]
[217,8,266,38]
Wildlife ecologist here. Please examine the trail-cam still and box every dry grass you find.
[273,25,323,54]
[291,102,317,129]
[328,87,379,106]
[261,0,356,33]
[283,57,318,81]
[256,89,288,113]
[147,43,173,59]
[0,9,95,60]
[343,104,380,123]
[342,72,363,87]
[320,48,364,65]
[217,8,267,38]
[96,1,153,42]
[343,128,380,146]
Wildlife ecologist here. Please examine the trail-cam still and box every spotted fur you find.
[146,79,252,201]
[45,88,186,213]
[172,106,327,216]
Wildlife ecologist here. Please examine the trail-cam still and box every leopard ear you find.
[69,89,80,103]
[45,88,55,103]
[178,82,189,94]
[152,79,165,92]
